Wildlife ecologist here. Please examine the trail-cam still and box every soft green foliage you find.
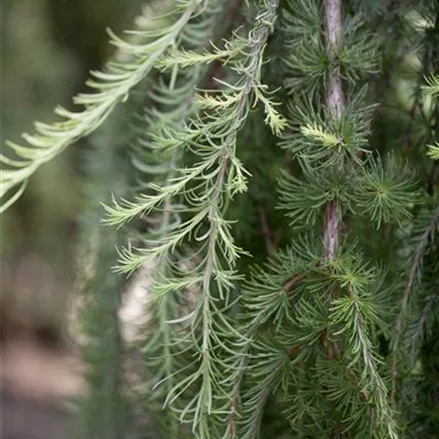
[2,0,439,438]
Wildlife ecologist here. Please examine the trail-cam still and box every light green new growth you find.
[301,123,344,149]
[155,36,247,70]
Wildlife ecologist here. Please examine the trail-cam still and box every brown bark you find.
[322,4,344,435]
[322,0,344,260]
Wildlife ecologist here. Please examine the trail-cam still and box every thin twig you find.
[258,203,276,255]
[283,273,304,293]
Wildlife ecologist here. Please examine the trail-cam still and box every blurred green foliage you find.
[0,0,144,334]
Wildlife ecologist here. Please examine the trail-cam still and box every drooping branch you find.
[0,0,204,213]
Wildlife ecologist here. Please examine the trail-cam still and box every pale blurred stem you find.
[323,0,343,262]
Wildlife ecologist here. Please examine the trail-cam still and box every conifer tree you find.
[1,0,439,438]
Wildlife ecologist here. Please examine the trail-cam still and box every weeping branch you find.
[0,0,204,213]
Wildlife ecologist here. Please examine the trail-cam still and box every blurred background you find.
[1,1,145,437]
